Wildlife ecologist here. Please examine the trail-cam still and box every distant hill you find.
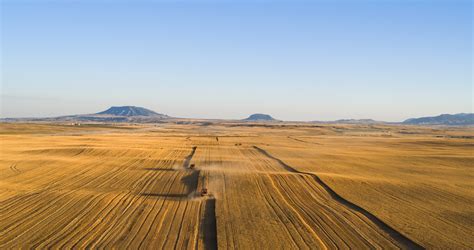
[310,118,385,124]
[71,106,170,121]
[334,119,380,124]
[97,106,162,117]
[403,113,474,125]
[243,113,276,121]
[0,106,170,123]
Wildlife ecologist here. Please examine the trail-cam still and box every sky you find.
[1,0,472,121]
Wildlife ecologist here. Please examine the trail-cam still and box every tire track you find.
[128,147,196,248]
[196,142,219,250]
[130,170,182,247]
[254,174,315,248]
[98,149,184,247]
[0,192,96,246]
[253,146,423,249]
[183,146,197,168]
[32,192,113,248]
[73,156,169,247]
[9,147,178,247]
[288,136,321,145]
[296,175,388,247]
[49,192,131,248]
[275,174,380,247]
[9,164,21,174]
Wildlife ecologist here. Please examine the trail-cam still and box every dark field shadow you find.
[139,170,200,200]
[202,198,217,250]
[142,168,176,171]
[140,193,190,200]
[183,146,197,168]
[181,170,199,192]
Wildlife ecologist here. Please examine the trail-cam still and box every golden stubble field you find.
[0,122,473,249]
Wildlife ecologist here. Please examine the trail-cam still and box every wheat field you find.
[0,123,472,249]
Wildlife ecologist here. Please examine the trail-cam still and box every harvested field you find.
[0,123,472,248]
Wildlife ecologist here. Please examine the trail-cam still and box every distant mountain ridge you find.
[74,106,170,121]
[334,119,379,124]
[0,106,170,123]
[403,113,473,125]
[243,113,276,121]
[1,107,472,126]
[310,118,385,124]
[97,106,163,117]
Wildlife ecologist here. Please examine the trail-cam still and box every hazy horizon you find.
[1,102,472,122]
[1,0,472,121]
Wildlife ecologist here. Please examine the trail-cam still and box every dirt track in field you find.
[253,146,421,249]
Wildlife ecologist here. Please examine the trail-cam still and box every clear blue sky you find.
[1,0,472,121]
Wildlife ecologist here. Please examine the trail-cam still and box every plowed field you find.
[1,123,472,248]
